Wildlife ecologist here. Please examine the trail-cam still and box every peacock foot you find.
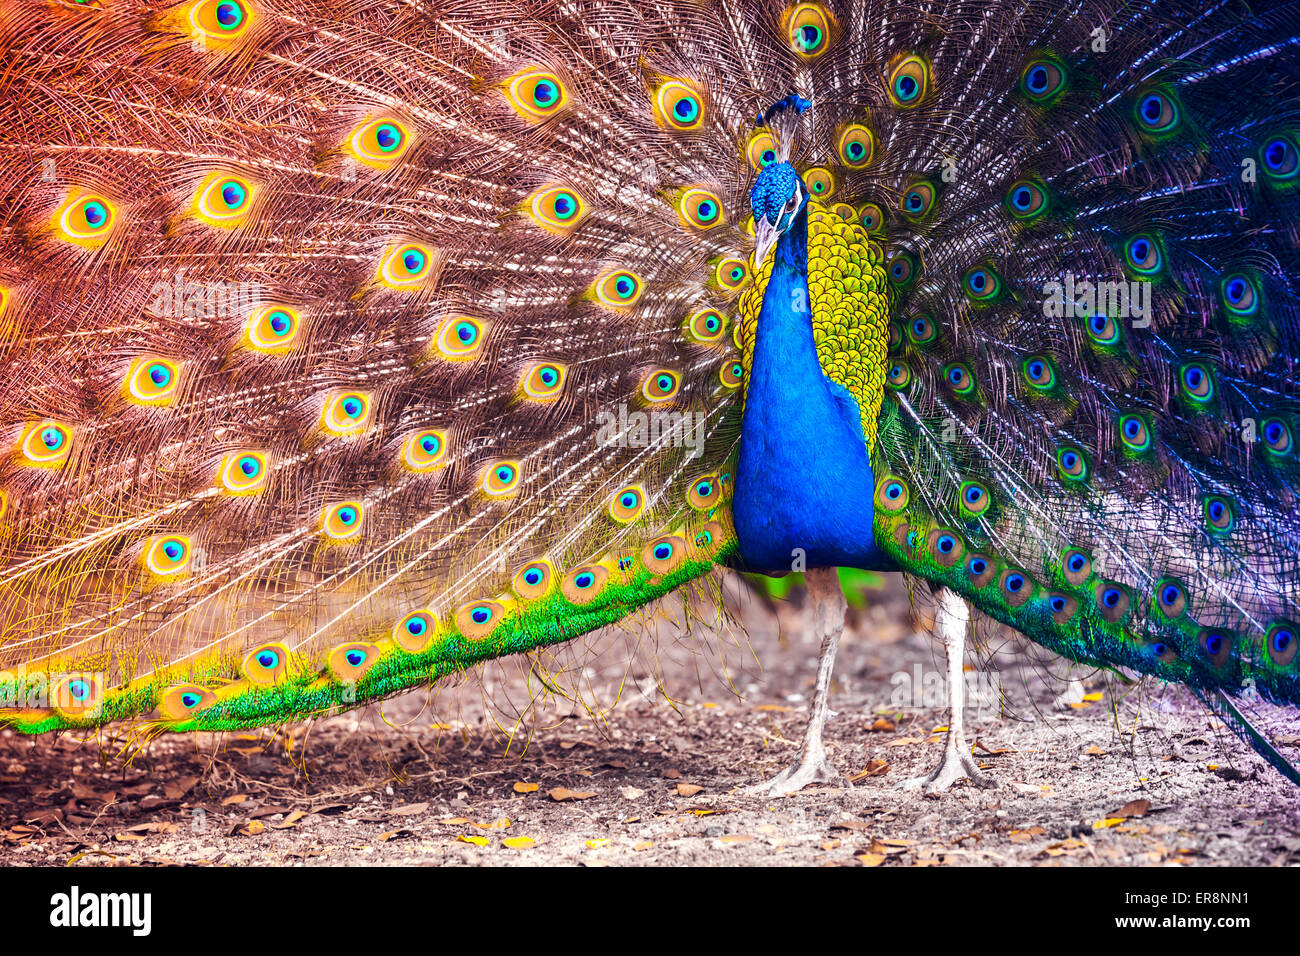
[900,749,996,794]
[744,748,843,797]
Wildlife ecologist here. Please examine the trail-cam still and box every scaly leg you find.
[902,586,996,793]
[746,566,846,797]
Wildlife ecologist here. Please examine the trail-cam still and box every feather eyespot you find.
[1134,89,1181,136]
[18,420,73,467]
[1123,233,1163,276]
[687,474,722,510]
[321,501,365,542]
[457,600,507,641]
[1266,621,1298,667]
[482,460,522,497]
[886,362,911,390]
[187,0,254,43]
[346,117,413,169]
[678,188,726,230]
[1118,412,1153,453]
[837,124,874,168]
[218,450,269,494]
[513,560,555,600]
[1219,272,1260,318]
[527,184,588,234]
[719,359,743,389]
[1005,179,1049,220]
[745,131,779,171]
[1095,581,1130,623]
[402,429,448,471]
[1203,494,1236,534]
[124,356,182,406]
[1178,362,1214,403]
[1154,579,1188,618]
[943,362,976,397]
[1197,629,1233,669]
[803,167,834,198]
[899,181,935,220]
[522,362,566,401]
[1260,134,1298,182]
[714,258,749,291]
[1061,548,1091,585]
[857,202,885,234]
[887,54,930,107]
[504,67,568,122]
[593,269,644,309]
[1085,312,1121,346]
[1022,355,1056,390]
[653,79,705,131]
[1049,594,1078,625]
[328,642,379,682]
[321,391,371,435]
[1000,568,1033,607]
[643,534,687,574]
[874,477,909,512]
[377,241,435,289]
[886,250,919,287]
[1019,55,1068,103]
[159,684,216,721]
[957,481,991,519]
[143,535,192,577]
[962,265,1002,301]
[240,643,288,684]
[562,565,610,604]
[1056,446,1089,482]
[642,369,680,403]
[685,309,727,344]
[51,673,104,720]
[52,192,117,247]
[192,172,256,227]
[965,554,995,588]
[1261,417,1293,456]
[436,316,488,361]
[245,306,301,353]
[393,610,438,652]
[609,486,645,523]
[785,3,835,58]
[927,529,964,568]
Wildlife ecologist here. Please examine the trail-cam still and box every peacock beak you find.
[752,216,780,268]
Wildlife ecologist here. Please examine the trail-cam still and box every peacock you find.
[1,0,1298,797]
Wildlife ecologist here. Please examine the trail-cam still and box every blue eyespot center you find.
[1027,66,1048,92]
[471,606,490,624]
[42,427,63,449]
[83,202,106,227]
[346,650,365,666]
[407,617,426,635]
[1050,596,1066,612]
[525,569,542,585]
[181,692,200,708]
[654,543,672,560]
[221,182,246,209]
[574,572,594,589]
[216,1,241,27]
[1102,587,1120,607]
[257,651,278,668]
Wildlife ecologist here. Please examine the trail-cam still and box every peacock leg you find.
[902,586,996,794]
[745,566,846,797]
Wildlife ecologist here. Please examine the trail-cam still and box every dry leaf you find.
[634,841,655,851]
[241,821,265,837]
[821,840,841,851]
[513,782,539,794]
[272,810,307,830]
[754,705,792,712]
[1093,817,1127,830]
[831,820,872,832]
[676,783,704,797]
[458,834,490,846]
[869,717,896,732]
[620,787,646,800]
[1110,799,1151,819]
[1083,745,1108,756]
[849,759,889,780]
[885,737,924,747]
[585,839,609,849]
[378,829,414,843]
[1082,692,1103,702]
[973,740,1014,755]
[472,817,511,830]
[221,795,248,806]
[389,802,428,817]
[1009,826,1046,844]
[664,769,682,779]
[719,834,753,844]
[547,787,597,802]
[114,832,146,843]
[856,852,885,867]
[440,817,471,825]
[502,837,535,849]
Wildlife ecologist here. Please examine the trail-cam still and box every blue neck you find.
[732,206,892,573]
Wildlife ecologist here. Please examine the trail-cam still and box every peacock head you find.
[750,161,807,266]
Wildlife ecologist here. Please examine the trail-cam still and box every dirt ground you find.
[1,571,1298,867]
